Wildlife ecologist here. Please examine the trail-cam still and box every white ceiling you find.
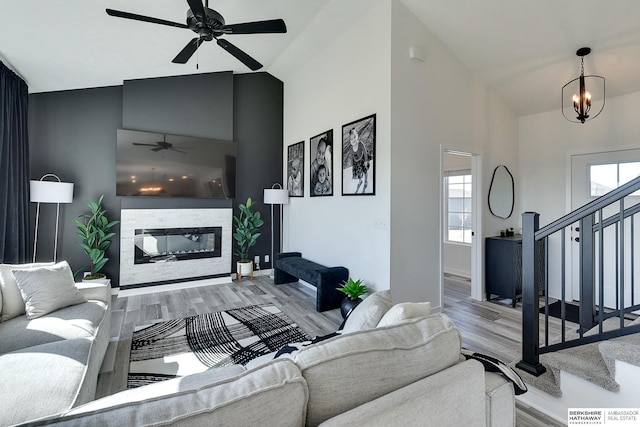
[2,0,640,117]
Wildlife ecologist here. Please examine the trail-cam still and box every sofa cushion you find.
[0,262,52,322]
[0,338,96,426]
[50,359,308,427]
[341,290,393,333]
[318,359,487,427]
[376,302,431,327]
[293,313,462,426]
[12,261,87,319]
[0,300,107,354]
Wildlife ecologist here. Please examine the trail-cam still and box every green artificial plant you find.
[233,197,264,262]
[74,195,120,279]
[337,278,369,301]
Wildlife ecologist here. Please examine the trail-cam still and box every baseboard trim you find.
[443,267,471,279]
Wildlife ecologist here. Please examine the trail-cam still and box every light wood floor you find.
[97,274,565,426]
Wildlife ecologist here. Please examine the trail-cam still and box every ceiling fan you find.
[106,0,287,71]
[133,135,192,154]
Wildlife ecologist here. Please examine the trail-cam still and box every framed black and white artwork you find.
[309,129,333,197]
[287,141,304,197]
[341,114,375,196]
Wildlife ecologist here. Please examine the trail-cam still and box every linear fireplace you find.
[134,227,222,264]
[120,209,232,288]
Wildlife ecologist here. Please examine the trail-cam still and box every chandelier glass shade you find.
[562,47,605,124]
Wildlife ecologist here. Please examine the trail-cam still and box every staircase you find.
[514,176,640,419]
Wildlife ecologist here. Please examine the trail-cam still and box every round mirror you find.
[488,165,514,219]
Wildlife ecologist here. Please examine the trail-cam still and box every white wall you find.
[389,1,519,307]
[272,0,520,305]
[519,90,640,299]
[273,0,392,291]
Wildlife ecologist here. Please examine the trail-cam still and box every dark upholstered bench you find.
[274,252,348,312]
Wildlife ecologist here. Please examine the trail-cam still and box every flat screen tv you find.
[116,129,236,199]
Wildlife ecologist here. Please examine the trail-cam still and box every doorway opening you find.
[442,150,482,305]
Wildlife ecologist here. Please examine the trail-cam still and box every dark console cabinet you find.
[485,236,522,307]
[485,235,544,307]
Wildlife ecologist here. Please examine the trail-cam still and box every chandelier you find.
[562,47,605,124]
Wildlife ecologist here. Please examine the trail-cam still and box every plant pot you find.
[82,272,110,285]
[237,260,254,280]
[340,297,363,319]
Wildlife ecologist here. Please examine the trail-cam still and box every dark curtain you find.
[0,61,30,263]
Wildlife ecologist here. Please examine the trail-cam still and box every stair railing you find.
[517,176,640,376]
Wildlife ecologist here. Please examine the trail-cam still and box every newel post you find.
[516,212,546,376]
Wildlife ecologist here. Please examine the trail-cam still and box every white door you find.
[570,149,640,308]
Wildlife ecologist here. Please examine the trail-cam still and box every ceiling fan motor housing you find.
[187,8,224,40]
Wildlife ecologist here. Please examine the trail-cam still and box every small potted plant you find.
[74,195,119,282]
[233,197,264,279]
[337,278,369,318]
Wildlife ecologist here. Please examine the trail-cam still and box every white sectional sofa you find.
[0,262,111,426]
[28,290,516,426]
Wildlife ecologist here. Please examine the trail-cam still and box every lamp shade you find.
[264,188,289,205]
[30,180,74,203]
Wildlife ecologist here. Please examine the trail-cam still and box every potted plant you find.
[336,278,369,318]
[74,195,119,282]
[233,197,264,279]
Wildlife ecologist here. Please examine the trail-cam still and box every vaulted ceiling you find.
[2,0,640,117]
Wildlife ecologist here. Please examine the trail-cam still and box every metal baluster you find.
[561,228,566,342]
[598,209,604,334]
[619,199,625,328]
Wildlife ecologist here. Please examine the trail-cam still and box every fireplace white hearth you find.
[120,209,232,289]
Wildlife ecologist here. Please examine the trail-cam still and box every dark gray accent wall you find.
[122,72,234,140]
[233,73,284,270]
[28,86,123,282]
[28,72,283,286]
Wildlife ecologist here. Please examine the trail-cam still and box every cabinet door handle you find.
[574,237,580,242]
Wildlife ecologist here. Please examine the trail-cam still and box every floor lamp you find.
[30,174,74,262]
[263,183,289,278]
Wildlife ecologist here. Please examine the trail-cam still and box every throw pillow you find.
[461,348,528,395]
[12,261,87,319]
[341,290,394,333]
[376,302,432,327]
[0,262,53,322]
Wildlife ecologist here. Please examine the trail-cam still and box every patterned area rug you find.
[127,304,311,388]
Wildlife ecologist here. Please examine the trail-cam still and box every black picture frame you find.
[287,141,304,197]
[341,114,375,196]
[310,129,334,197]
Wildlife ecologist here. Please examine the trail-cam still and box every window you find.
[590,162,640,197]
[445,171,472,244]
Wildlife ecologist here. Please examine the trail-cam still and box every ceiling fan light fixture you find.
[562,47,605,124]
[105,0,286,70]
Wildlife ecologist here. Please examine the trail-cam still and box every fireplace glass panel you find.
[134,227,222,264]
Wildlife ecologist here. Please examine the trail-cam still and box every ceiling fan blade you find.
[221,19,287,35]
[106,9,188,29]
[169,148,188,154]
[186,0,206,21]
[172,38,203,64]
[216,38,262,71]
[133,143,161,147]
